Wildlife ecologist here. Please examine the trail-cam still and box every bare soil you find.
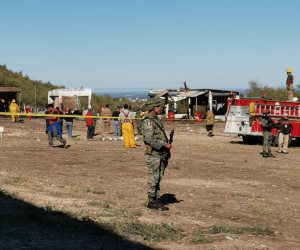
[0,117,299,249]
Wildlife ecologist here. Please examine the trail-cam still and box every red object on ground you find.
[168,111,175,121]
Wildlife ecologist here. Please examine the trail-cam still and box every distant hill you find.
[93,88,149,99]
[0,64,63,108]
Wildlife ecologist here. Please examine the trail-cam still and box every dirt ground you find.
[0,117,299,250]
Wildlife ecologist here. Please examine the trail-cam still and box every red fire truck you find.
[224,97,300,144]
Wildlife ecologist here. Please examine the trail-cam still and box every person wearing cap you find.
[259,110,276,158]
[277,115,292,154]
[9,99,20,122]
[142,98,172,211]
[286,68,294,101]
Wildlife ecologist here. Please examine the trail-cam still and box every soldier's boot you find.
[267,152,275,158]
[147,198,168,211]
[156,199,169,211]
[262,151,268,158]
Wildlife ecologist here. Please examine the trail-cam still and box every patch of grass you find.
[85,188,106,195]
[117,194,125,199]
[191,229,214,244]
[209,225,274,236]
[87,201,103,207]
[48,191,63,197]
[102,201,111,209]
[211,203,222,209]
[249,203,279,216]
[99,207,127,217]
[231,192,251,198]
[118,221,184,242]
[130,210,142,217]
[3,176,22,185]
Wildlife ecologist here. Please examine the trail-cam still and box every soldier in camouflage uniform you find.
[142,98,172,211]
[259,110,276,158]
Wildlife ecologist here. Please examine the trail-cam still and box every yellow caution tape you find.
[0,112,224,122]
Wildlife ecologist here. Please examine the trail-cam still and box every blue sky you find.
[1,0,299,91]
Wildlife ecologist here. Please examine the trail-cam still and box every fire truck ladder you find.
[255,103,300,118]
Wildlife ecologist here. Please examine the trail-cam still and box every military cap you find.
[145,98,164,111]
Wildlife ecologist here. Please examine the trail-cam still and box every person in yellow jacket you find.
[206,108,215,136]
[9,99,20,122]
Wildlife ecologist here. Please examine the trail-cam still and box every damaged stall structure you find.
[48,88,92,111]
[149,88,239,120]
[0,82,21,112]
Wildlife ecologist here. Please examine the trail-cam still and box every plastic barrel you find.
[195,111,202,121]
[26,107,33,119]
[168,111,175,121]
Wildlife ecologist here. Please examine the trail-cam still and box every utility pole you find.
[34,83,37,113]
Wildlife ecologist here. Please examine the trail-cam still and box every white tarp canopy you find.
[177,90,207,98]
[48,88,92,108]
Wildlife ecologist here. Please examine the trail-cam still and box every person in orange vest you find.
[286,68,294,101]
[47,104,68,148]
[118,104,136,148]
[9,99,20,122]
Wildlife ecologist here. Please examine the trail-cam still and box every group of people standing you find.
[44,103,138,149]
[84,104,137,148]
[260,111,293,158]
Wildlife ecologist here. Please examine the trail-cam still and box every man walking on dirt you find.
[47,104,68,148]
[259,110,276,158]
[142,98,172,211]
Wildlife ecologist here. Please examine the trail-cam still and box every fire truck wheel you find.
[242,135,258,145]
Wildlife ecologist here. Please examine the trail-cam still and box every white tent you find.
[48,88,92,109]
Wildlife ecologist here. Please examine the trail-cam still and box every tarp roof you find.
[177,90,207,98]
[154,90,169,98]
[0,82,21,93]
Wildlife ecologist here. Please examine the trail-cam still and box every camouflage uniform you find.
[142,99,170,210]
[260,111,276,157]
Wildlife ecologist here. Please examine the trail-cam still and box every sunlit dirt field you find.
[0,117,299,249]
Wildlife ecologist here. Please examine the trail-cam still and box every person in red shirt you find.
[86,108,96,140]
